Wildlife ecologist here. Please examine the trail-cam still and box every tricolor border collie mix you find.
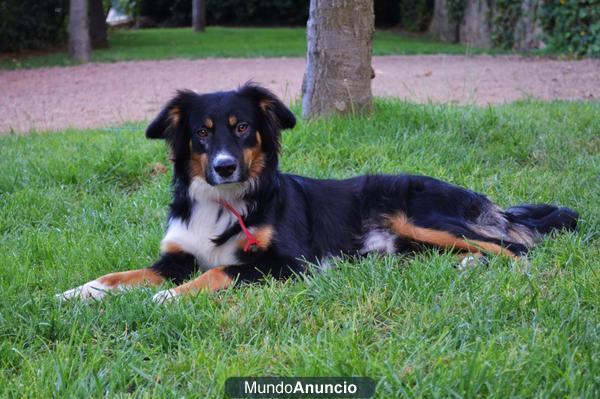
[58,84,578,303]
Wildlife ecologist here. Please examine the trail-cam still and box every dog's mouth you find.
[207,174,247,187]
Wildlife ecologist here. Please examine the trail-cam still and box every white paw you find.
[56,280,111,302]
[152,289,178,304]
[457,255,479,271]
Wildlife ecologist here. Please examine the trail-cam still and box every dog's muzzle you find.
[211,154,241,184]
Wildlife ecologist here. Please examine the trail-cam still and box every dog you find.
[58,83,578,303]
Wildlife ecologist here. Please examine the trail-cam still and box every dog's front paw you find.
[152,288,178,304]
[56,280,110,302]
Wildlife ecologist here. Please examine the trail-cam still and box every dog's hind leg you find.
[456,252,488,270]
[387,212,521,259]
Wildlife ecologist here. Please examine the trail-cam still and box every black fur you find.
[151,252,198,285]
[505,205,579,234]
[146,84,579,287]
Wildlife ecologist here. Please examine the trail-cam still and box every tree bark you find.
[69,0,91,62]
[89,0,108,49]
[459,0,493,49]
[428,0,459,42]
[513,0,544,51]
[302,0,374,119]
[192,0,207,32]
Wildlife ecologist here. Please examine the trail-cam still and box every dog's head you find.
[146,83,295,187]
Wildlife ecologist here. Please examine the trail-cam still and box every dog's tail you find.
[505,204,578,236]
[467,203,578,256]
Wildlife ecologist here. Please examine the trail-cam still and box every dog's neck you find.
[188,177,255,205]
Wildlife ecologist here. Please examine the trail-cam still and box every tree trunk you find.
[302,0,374,119]
[69,0,91,62]
[459,0,493,49]
[428,0,459,42]
[513,0,544,51]
[89,0,108,49]
[192,0,206,32]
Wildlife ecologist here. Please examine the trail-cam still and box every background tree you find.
[302,0,374,119]
[428,0,459,42]
[68,0,91,61]
[0,0,69,52]
[89,0,108,48]
[459,0,493,48]
[192,0,206,32]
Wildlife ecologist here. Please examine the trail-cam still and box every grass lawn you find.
[0,100,598,397]
[0,27,487,70]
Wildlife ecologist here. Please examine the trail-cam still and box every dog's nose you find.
[213,157,237,178]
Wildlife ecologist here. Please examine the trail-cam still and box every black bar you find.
[225,377,376,398]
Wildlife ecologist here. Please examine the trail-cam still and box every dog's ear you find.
[146,90,196,140]
[239,83,296,130]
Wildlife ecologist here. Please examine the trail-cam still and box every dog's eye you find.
[236,122,249,135]
[197,128,210,138]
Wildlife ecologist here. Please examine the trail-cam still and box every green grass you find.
[1,27,486,70]
[0,100,599,397]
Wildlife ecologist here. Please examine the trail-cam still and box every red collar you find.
[218,200,258,253]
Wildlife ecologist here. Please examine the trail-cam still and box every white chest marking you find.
[161,178,249,269]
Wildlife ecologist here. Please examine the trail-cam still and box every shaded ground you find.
[1,55,598,133]
[0,28,474,70]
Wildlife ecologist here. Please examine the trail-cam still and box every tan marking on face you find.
[204,118,214,129]
[228,115,238,127]
[389,213,518,259]
[172,267,233,295]
[190,152,208,179]
[243,132,265,178]
[98,268,164,287]
[238,225,275,251]
[161,242,184,254]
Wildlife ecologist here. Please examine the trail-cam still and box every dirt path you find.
[1,55,598,133]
